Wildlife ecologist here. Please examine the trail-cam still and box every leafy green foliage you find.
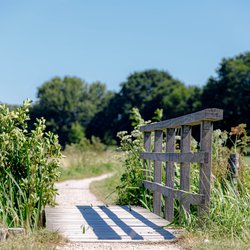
[0,100,61,229]
[31,77,113,146]
[68,121,85,144]
[87,69,201,144]
[202,52,250,132]
[116,108,153,208]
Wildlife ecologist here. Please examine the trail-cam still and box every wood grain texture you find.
[143,181,204,205]
[198,121,213,216]
[153,130,163,216]
[140,152,207,163]
[165,128,175,221]
[46,205,176,242]
[140,108,223,132]
[143,132,151,180]
[140,109,223,220]
[180,125,191,216]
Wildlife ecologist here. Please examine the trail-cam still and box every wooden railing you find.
[140,108,223,221]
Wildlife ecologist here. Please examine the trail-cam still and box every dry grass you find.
[0,229,67,250]
[177,231,250,250]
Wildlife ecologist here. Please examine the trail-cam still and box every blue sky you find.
[0,0,249,104]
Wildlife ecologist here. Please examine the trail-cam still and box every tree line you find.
[23,51,250,147]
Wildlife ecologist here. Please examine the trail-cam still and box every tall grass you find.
[207,180,250,241]
[0,170,43,230]
[184,178,250,242]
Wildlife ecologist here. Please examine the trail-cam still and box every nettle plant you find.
[0,100,61,229]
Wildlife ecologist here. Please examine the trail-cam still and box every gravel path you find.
[54,173,182,250]
[55,173,114,206]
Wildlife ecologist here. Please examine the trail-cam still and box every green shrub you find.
[68,121,85,144]
[0,100,61,229]
[116,108,153,208]
[66,133,106,152]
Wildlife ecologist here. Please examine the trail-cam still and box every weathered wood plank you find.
[153,130,163,216]
[140,151,207,163]
[140,108,223,132]
[46,205,176,242]
[180,125,191,216]
[165,128,175,221]
[198,121,213,216]
[47,219,169,227]
[143,132,151,180]
[143,181,204,205]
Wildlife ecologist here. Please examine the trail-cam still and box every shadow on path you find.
[76,205,175,240]
[120,206,174,239]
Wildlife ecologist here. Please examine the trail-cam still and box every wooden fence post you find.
[153,130,163,216]
[228,153,240,191]
[180,125,191,217]
[165,128,175,221]
[198,121,213,216]
[143,132,151,180]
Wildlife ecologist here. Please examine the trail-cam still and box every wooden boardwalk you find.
[46,205,176,242]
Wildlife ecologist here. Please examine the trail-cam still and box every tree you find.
[87,69,201,143]
[31,76,113,146]
[201,52,250,131]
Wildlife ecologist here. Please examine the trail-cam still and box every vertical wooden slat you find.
[180,125,191,216]
[228,153,239,191]
[143,132,151,180]
[153,130,163,216]
[165,128,175,221]
[198,121,213,216]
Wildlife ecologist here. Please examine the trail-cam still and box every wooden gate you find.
[140,108,223,221]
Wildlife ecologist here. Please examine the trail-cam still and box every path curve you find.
[55,173,114,206]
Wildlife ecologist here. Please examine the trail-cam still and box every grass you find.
[59,148,123,181]
[59,146,124,204]
[244,155,250,166]
[177,175,250,250]
[0,229,67,250]
[178,232,250,250]
[90,171,123,204]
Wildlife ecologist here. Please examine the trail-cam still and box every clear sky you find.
[0,0,249,105]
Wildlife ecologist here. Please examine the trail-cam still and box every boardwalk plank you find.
[46,205,176,242]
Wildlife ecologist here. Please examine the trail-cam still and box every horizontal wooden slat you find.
[140,108,223,132]
[143,181,204,205]
[140,152,208,163]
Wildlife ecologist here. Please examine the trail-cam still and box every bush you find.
[0,100,61,229]
[116,108,153,208]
